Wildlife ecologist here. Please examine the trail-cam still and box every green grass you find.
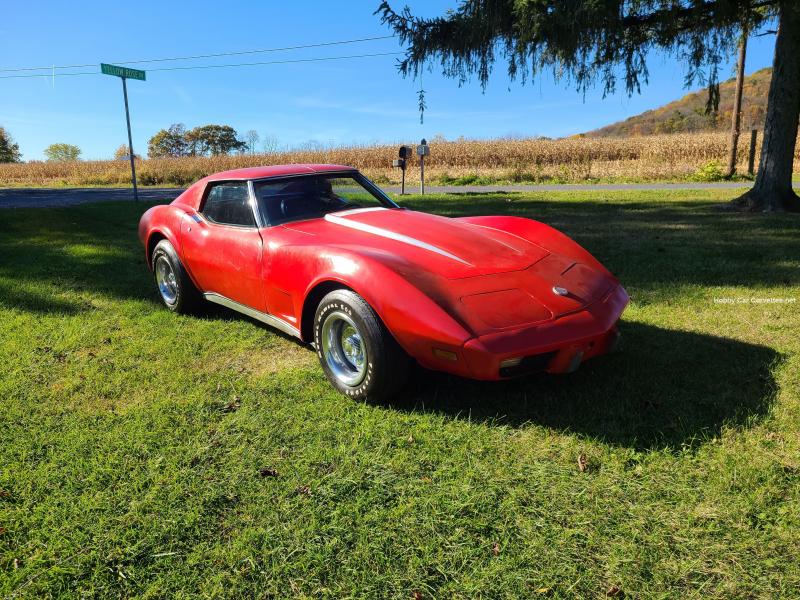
[1,190,799,598]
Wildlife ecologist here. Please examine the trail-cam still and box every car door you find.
[180,181,265,311]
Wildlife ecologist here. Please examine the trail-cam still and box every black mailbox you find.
[394,146,412,195]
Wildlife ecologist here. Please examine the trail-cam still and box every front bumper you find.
[458,283,629,380]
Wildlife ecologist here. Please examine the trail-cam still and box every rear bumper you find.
[458,283,629,380]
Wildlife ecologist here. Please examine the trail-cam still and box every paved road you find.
[0,181,776,209]
[0,187,184,209]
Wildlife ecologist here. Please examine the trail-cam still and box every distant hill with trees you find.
[587,68,771,137]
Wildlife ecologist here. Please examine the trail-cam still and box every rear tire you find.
[314,289,410,401]
[151,239,201,314]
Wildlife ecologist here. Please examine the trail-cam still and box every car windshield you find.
[253,172,398,226]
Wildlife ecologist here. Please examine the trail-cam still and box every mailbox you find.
[416,139,430,157]
[393,145,413,195]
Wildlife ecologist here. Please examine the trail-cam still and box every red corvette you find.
[139,165,628,400]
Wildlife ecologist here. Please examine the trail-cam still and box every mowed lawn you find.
[1,189,799,598]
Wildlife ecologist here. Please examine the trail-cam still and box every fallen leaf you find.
[535,588,550,594]
[606,584,622,596]
[492,542,500,555]
[296,485,312,496]
[0,527,6,535]
[407,433,415,444]
[13,558,19,569]
[412,592,423,600]
[258,468,279,478]
[577,453,588,472]
[223,396,240,412]
[0,489,11,498]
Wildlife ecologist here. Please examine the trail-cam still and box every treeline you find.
[0,122,262,163]
[148,124,258,158]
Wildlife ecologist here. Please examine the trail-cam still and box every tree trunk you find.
[725,30,747,178]
[731,2,800,212]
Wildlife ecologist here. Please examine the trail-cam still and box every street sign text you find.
[101,63,146,81]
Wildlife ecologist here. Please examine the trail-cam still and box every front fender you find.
[297,249,475,375]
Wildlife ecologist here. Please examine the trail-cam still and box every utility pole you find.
[725,27,748,178]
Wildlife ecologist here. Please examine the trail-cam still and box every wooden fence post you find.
[747,129,758,176]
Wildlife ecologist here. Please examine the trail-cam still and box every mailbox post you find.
[392,145,411,194]
[417,138,430,195]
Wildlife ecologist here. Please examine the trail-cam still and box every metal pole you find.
[121,77,139,201]
[401,166,405,195]
[747,129,758,176]
[420,155,425,195]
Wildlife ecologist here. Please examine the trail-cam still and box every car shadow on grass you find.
[386,320,781,452]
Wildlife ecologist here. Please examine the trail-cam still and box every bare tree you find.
[245,130,260,155]
[262,133,280,154]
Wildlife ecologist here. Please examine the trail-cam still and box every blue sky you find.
[0,1,777,160]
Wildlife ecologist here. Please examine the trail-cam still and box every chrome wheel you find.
[155,255,178,305]
[321,310,367,386]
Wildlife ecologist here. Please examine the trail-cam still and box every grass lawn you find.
[1,189,799,598]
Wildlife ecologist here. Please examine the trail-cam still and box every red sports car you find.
[139,165,628,400]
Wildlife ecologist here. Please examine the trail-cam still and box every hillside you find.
[588,68,771,137]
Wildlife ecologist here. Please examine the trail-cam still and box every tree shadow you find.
[1,196,798,316]
[0,202,160,314]
[0,199,784,450]
[384,321,781,451]
[403,195,800,290]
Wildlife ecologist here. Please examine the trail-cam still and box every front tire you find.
[151,239,201,314]
[314,290,410,401]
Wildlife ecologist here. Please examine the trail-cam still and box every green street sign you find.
[101,63,146,81]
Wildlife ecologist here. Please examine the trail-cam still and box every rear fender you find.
[139,205,188,269]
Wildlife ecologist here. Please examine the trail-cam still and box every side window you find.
[201,182,255,227]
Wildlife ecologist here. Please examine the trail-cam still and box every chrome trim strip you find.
[324,212,472,266]
[203,292,301,339]
[247,179,266,229]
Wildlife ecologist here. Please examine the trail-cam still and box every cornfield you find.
[2,132,797,187]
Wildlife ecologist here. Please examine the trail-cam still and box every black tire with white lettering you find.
[314,289,410,401]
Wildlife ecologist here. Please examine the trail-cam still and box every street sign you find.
[101,63,146,81]
[101,63,145,201]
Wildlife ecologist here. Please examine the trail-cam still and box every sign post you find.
[416,139,429,195]
[101,63,146,201]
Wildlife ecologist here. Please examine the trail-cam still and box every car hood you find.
[284,207,549,279]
